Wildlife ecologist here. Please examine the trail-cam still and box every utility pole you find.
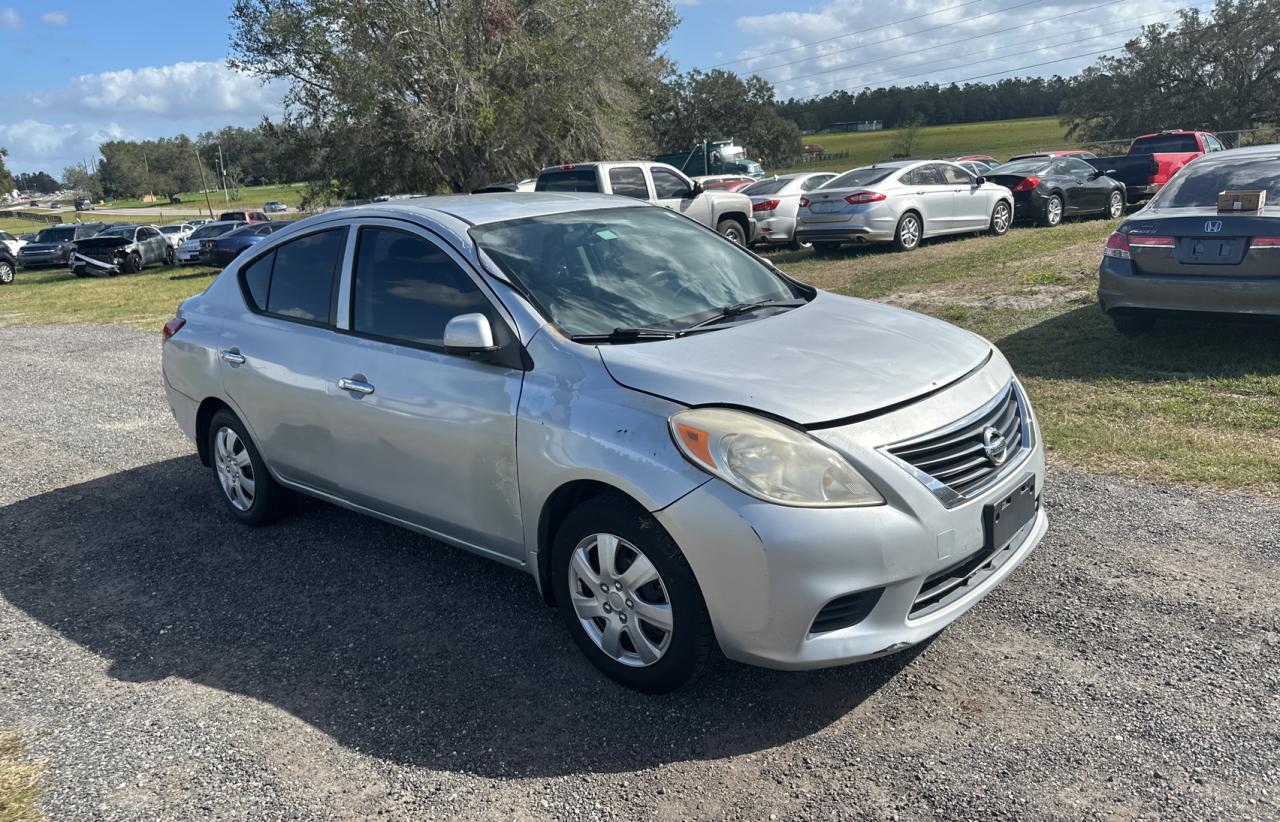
[194,146,215,219]
[216,142,229,204]
[142,151,153,199]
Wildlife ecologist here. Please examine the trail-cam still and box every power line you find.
[741,0,1047,77]
[773,0,1209,96]
[706,0,988,69]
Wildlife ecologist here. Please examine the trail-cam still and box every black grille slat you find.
[888,387,1024,498]
[810,588,884,634]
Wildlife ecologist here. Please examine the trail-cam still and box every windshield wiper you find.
[681,298,808,332]
[569,327,678,344]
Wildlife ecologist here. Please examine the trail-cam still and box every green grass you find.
[760,216,1280,496]
[1,262,220,328]
[0,733,45,822]
[778,116,1071,173]
[106,183,307,212]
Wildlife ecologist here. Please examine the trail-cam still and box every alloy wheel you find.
[1108,191,1124,218]
[214,426,256,512]
[992,203,1011,234]
[900,215,920,248]
[1047,197,1062,225]
[567,532,673,667]
[0,262,13,284]
[722,225,745,245]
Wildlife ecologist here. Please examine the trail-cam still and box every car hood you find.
[73,237,133,250]
[596,292,992,426]
[21,242,64,252]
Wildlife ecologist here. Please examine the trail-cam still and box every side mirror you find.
[443,313,496,354]
[689,181,704,197]
[974,176,986,186]
[1105,169,1118,177]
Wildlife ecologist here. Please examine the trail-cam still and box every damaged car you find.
[71,224,174,277]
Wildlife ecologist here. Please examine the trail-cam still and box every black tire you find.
[788,236,813,251]
[1112,312,1154,336]
[716,218,747,246]
[811,242,842,255]
[123,252,142,274]
[165,246,176,266]
[1038,194,1063,227]
[1105,189,1125,219]
[206,409,286,526]
[0,260,13,285]
[989,200,1012,236]
[893,211,922,251]
[551,491,717,693]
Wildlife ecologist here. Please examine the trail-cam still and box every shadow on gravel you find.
[0,457,918,778]
[999,304,1280,382]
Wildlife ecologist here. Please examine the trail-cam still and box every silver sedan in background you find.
[796,160,1014,253]
[745,171,836,250]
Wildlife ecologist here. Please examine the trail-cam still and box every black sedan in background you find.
[985,157,1126,226]
[204,221,289,267]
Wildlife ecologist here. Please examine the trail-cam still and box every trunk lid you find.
[597,292,992,426]
[1124,208,1280,277]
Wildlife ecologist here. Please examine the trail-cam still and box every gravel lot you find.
[1,324,1277,820]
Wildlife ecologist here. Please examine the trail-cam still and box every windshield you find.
[990,160,1050,175]
[742,178,788,196]
[472,206,801,338]
[98,227,135,237]
[1151,154,1280,208]
[37,227,74,242]
[824,167,897,189]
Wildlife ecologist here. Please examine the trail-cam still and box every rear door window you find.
[350,227,495,348]
[242,229,346,324]
[607,167,650,199]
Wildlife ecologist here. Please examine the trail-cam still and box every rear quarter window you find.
[240,228,346,324]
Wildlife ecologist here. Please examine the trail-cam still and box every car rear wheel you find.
[0,260,13,285]
[716,218,747,245]
[989,201,1012,236]
[893,212,922,251]
[207,409,286,526]
[1112,312,1154,336]
[1106,189,1125,219]
[551,491,717,693]
[1039,194,1063,227]
[789,236,813,251]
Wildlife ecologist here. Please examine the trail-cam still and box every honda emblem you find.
[1205,220,1223,233]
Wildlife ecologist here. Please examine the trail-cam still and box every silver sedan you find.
[796,160,1014,252]
[744,172,836,249]
[162,193,1047,692]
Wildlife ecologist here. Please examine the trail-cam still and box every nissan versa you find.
[162,193,1048,692]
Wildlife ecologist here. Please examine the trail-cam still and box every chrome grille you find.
[885,384,1030,505]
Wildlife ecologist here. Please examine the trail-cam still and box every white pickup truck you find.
[534,161,755,245]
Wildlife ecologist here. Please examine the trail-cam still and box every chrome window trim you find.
[879,381,1036,509]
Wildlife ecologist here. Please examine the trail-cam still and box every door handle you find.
[338,376,375,395]
[220,349,246,365]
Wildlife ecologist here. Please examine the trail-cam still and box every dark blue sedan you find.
[204,222,289,267]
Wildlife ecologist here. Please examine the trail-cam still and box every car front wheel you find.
[552,492,717,693]
[1106,189,1125,219]
[0,260,13,284]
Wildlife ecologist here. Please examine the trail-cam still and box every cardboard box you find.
[1218,189,1266,211]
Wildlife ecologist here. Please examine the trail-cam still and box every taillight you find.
[798,196,810,208]
[1127,235,1176,248]
[1103,232,1131,259]
[844,191,887,205]
[162,317,185,341]
[1250,237,1280,248]
[753,198,780,212]
[1011,176,1040,193]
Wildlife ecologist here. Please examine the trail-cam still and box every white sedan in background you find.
[795,160,1014,253]
[745,172,836,250]
[160,223,197,248]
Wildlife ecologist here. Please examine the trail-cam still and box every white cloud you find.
[0,61,288,172]
[726,0,1179,99]
[40,10,68,26]
[0,7,20,29]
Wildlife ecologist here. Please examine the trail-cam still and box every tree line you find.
[4,0,1276,203]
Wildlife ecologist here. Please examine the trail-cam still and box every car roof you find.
[321,192,649,227]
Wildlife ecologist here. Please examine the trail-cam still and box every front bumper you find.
[18,252,66,268]
[654,358,1047,670]
[1099,259,1280,317]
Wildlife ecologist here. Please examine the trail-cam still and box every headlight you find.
[669,408,883,508]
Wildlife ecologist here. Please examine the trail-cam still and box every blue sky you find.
[1,0,1182,173]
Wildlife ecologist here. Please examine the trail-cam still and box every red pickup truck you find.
[1085,130,1226,204]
